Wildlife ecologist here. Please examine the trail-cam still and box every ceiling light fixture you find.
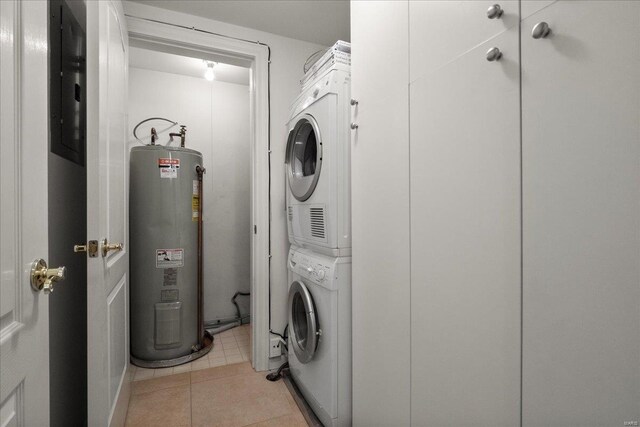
[204,61,216,81]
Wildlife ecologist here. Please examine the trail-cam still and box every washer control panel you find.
[288,250,333,284]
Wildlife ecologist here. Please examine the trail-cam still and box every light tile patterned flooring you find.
[132,324,252,382]
[126,324,307,426]
[125,362,308,427]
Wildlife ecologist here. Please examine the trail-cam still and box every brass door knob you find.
[101,239,124,257]
[30,258,66,294]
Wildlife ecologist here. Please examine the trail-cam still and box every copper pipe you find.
[196,164,206,346]
[169,125,187,147]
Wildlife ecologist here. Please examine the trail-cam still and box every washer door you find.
[288,280,319,364]
[285,114,322,202]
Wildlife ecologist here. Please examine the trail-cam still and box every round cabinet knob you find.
[486,47,502,62]
[532,22,551,39]
[350,99,359,106]
[350,123,359,130]
[487,4,503,19]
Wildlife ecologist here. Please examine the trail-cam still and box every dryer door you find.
[285,114,323,201]
[288,280,320,363]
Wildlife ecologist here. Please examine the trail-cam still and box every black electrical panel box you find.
[50,0,86,166]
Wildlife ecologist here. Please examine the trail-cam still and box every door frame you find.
[125,16,271,371]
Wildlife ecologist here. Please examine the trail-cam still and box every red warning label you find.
[158,158,180,179]
[158,158,180,167]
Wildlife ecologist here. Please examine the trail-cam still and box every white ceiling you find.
[128,0,350,46]
[129,46,250,85]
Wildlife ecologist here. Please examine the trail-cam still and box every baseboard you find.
[282,370,323,427]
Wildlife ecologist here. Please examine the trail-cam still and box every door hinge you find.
[254,225,257,234]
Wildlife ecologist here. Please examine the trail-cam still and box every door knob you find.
[74,240,99,257]
[350,123,359,130]
[30,258,66,293]
[487,4,503,19]
[350,99,358,106]
[101,238,124,257]
[486,47,502,61]
[532,22,551,39]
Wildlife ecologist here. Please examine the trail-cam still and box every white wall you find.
[208,81,251,322]
[124,0,327,338]
[128,66,251,323]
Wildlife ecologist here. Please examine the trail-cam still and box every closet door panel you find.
[410,0,519,82]
[410,26,521,427]
[351,1,411,425]
[522,2,640,426]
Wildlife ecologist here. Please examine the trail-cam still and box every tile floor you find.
[132,324,252,382]
[125,361,308,427]
[126,325,306,426]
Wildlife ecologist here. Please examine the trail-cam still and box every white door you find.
[522,1,640,425]
[0,1,51,426]
[86,0,130,425]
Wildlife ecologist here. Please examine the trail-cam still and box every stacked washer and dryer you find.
[284,41,352,427]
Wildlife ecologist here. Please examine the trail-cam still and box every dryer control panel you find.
[288,249,333,285]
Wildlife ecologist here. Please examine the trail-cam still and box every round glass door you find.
[285,114,322,201]
[287,280,319,363]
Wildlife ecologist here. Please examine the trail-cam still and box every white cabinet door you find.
[410,0,519,82]
[410,23,521,427]
[86,1,130,425]
[522,2,640,426]
[0,1,50,426]
[350,1,411,426]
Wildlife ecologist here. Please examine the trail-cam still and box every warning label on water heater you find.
[156,249,184,268]
[158,158,180,179]
[192,180,199,222]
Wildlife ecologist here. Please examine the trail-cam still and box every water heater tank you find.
[129,145,203,362]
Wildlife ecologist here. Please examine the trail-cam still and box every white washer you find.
[287,245,351,427]
[285,66,351,257]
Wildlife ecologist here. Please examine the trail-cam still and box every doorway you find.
[48,1,88,425]
[126,15,271,371]
[128,46,253,373]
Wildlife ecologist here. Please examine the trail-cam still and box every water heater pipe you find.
[196,164,206,347]
[132,117,178,144]
[170,125,187,148]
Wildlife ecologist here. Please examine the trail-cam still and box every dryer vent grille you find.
[288,206,293,222]
[309,207,326,239]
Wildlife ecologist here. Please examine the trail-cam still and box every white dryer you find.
[287,246,351,427]
[285,66,351,257]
